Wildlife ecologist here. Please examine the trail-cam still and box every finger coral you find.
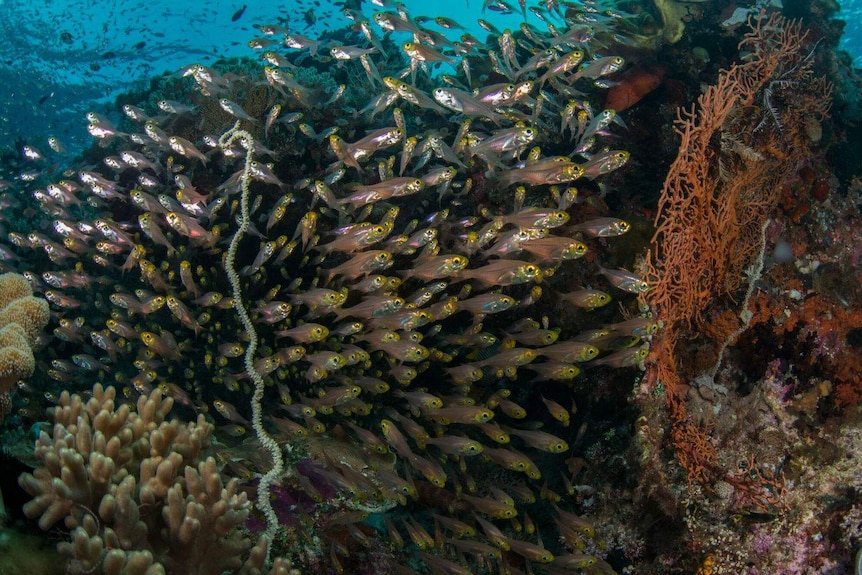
[18,383,281,575]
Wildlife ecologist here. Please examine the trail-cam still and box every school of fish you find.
[1,0,658,573]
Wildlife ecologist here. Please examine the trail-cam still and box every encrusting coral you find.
[0,271,49,391]
[17,383,297,575]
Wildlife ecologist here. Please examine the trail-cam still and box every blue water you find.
[839,0,862,65]
[0,0,525,159]
[0,0,858,159]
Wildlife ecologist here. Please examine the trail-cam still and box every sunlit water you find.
[0,0,858,160]
[838,0,862,66]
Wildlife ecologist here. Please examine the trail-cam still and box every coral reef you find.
[0,272,49,392]
[0,271,49,526]
[640,11,833,488]
[18,383,272,575]
[0,1,857,574]
[653,0,709,44]
[624,11,861,572]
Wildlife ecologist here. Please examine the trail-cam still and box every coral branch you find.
[19,384,254,575]
[640,12,832,487]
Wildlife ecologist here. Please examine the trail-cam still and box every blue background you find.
[0,0,858,157]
